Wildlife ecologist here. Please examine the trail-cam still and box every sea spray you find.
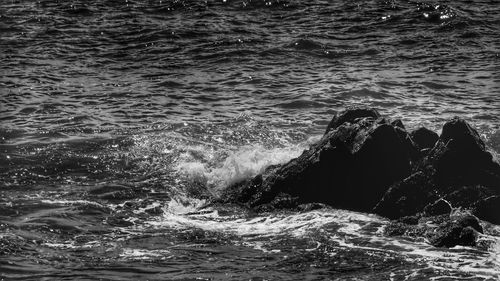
[174,143,309,192]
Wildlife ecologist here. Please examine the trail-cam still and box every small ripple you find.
[421,81,459,90]
[63,5,93,16]
[287,38,324,50]
[337,88,389,100]
[276,99,325,109]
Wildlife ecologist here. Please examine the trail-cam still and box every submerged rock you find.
[428,214,483,247]
[386,212,483,248]
[221,107,500,246]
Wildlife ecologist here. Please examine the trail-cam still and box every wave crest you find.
[175,143,308,191]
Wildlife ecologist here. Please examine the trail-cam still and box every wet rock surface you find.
[221,107,500,247]
[224,107,413,212]
[374,118,500,220]
[385,211,484,248]
[410,127,439,150]
[472,196,500,225]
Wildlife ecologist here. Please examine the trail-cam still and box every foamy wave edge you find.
[174,141,315,192]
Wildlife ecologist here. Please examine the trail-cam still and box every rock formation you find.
[374,118,500,221]
[385,211,484,248]
[221,107,500,247]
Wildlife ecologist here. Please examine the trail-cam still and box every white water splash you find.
[41,199,107,208]
[140,206,500,280]
[174,143,309,191]
[120,248,172,260]
[149,207,385,238]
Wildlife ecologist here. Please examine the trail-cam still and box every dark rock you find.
[410,127,439,150]
[424,199,452,216]
[394,126,421,162]
[420,148,431,155]
[224,108,413,213]
[228,174,264,204]
[385,214,446,239]
[268,192,299,209]
[472,196,500,224]
[428,214,483,247]
[298,203,330,212]
[375,118,500,220]
[455,214,483,233]
[386,212,483,248]
[441,118,485,153]
[384,222,414,236]
[430,226,478,247]
[428,118,500,189]
[444,185,494,208]
[391,119,405,130]
[373,171,438,219]
[324,107,380,134]
[397,215,420,225]
[221,109,500,235]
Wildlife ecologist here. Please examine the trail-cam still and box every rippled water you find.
[1,0,500,280]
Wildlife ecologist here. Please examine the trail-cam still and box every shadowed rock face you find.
[410,127,439,150]
[221,107,500,246]
[472,196,500,225]
[374,118,500,222]
[424,198,452,216]
[431,118,499,186]
[324,107,381,134]
[224,107,413,212]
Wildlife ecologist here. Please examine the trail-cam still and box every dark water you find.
[1,0,500,280]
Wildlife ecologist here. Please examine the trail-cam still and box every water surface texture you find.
[1,0,500,280]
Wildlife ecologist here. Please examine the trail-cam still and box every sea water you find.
[1,0,500,280]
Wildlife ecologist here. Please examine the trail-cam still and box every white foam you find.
[148,208,384,239]
[44,240,100,249]
[41,199,106,208]
[175,144,307,191]
[120,248,172,260]
[141,206,500,279]
[162,195,207,215]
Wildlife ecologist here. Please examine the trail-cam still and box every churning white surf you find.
[174,143,308,191]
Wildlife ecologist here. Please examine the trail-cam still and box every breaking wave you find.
[174,143,309,190]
